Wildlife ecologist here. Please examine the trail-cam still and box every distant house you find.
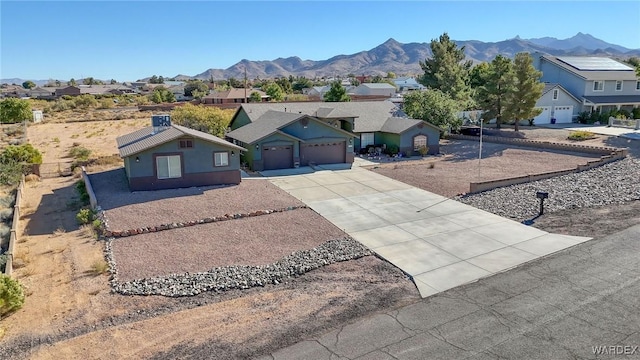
[116,116,245,191]
[350,83,397,97]
[0,85,29,98]
[533,83,582,124]
[305,86,330,100]
[55,85,135,97]
[201,88,268,105]
[394,77,425,92]
[29,86,57,99]
[533,54,640,114]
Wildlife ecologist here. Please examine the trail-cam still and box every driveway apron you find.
[266,165,591,298]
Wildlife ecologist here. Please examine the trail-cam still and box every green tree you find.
[184,80,209,97]
[110,79,117,85]
[292,77,312,93]
[262,82,285,101]
[504,52,544,131]
[249,91,262,102]
[469,62,491,89]
[68,78,77,86]
[228,77,242,88]
[22,80,36,89]
[148,75,165,84]
[323,81,350,102]
[0,274,25,317]
[275,77,293,94]
[418,32,473,108]
[386,71,397,79]
[475,55,514,129]
[403,89,461,134]
[0,98,31,124]
[171,103,235,137]
[83,77,96,85]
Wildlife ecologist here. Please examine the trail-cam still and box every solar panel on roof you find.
[557,57,634,71]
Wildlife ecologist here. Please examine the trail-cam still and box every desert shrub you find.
[418,145,429,156]
[75,180,90,205]
[0,223,10,238]
[76,208,94,225]
[92,218,102,231]
[0,161,25,186]
[385,144,399,156]
[567,130,596,141]
[0,143,43,164]
[90,260,109,275]
[68,146,91,160]
[632,107,640,119]
[0,208,12,221]
[73,95,98,109]
[61,95,73,101]
[97,98,114,109]
[0,274,25,317]
[0,255,7,273]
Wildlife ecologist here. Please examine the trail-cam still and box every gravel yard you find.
[110,208,347,281]
[370,140,601,197]
[456,157,640,221]
[90,169,303,231]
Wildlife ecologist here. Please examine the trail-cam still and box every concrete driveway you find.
[266,165,591,298]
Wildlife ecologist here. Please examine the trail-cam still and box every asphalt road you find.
[260,223,640,360]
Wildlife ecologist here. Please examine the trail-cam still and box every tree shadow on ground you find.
[22,182,78,236]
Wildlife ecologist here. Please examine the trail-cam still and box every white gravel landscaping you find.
[456,158,640,221]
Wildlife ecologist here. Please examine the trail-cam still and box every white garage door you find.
[534,107,551,124]
[553,106,573,123]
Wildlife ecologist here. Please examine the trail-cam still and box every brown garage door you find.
[300,141,346,166]
[262,145,293,170]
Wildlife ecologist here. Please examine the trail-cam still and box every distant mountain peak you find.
[383,38,401,45]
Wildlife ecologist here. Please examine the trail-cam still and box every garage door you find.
[534,107,551,124]
[553,106,573,123]
[262,145,293,170]
[300,141,346,166]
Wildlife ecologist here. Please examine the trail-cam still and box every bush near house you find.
[0,274,25,317]
[567,130,596,141]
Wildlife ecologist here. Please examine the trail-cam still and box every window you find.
[179,139,193,148]
[615,81,623,91]
[637,81,640,91]
[552,89,559,100]
[593,81,604,91]
[214,151,229,167]
[360,133,375,148]
[413,135,427,151]
[156,155,181,179]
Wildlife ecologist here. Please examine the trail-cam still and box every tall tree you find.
[275,77,292,94]
[22,80,36,89]
[323,81,350,102]
[171,103,235,137]
[110,79,117,85]
[418,32,473,107]
[68,78,77,86]
[262,82,284,101]
[249,91,262,103]
[292,77,312,93]
[403,89,461,133]
[184,80,209,97]
[475,55,514,129]
[504,53,544,131]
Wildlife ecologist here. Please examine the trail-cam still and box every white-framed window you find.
[156,155,181,179]
[593,81,604,91]
[214,151,229,167]
[615,81,623,91]
[360,132,375,148]
[413,134,427,151]
[552,89,559,100]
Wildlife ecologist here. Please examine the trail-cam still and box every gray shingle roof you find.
[117,124,244,158]
[582,95,640,105]
[541,55,638,81]
[226,110,304,144]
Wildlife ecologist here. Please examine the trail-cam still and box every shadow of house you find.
[22,183,79,236]
[89,168,238,211]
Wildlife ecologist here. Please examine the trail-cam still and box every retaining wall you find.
[82,166,98,210]
[4,175,25,277]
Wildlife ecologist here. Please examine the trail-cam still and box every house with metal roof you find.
[533,54,640,114]
[350,83,397,97]
[116,116,245,191]
[226,101,440,170]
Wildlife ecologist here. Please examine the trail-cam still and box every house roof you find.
[540,55,638,81]
[203,88,266,100]
[541,83,582,103]
[379,117,437,134]
[227,109,356,144]
[117,124,244,158]
[358,83,396,89]
[582,95,640,105]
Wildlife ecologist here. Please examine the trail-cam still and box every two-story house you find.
[533,54,640,115]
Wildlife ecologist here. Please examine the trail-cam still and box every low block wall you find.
[4,175,25,277]
[452,135,629,194]
[81,167,98,210]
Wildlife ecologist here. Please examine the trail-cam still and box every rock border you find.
[106,237,372,297]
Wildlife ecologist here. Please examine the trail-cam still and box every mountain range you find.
[4,33,639,85]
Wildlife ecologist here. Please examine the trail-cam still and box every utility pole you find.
[244,66,248,103]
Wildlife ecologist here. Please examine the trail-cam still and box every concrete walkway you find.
[266,165,591,298]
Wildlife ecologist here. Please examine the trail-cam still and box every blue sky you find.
[1,1,639,81]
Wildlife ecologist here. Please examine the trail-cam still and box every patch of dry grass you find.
[52,227,66,237]
[78,224,97,239]
[90,259,109,275]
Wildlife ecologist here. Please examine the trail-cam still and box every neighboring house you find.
[29,86,57,99]
[226,110,356,171]
[533,54,640,114]
[167,85,187,101]
[306,86,330,100]
[226,101,439,171]
[532,83,583,124]
[394,77,425,92]
[350,83,397,97]
[116,116,245,191]
[201,88,268,105]
[1,86,29,98]
[55,85,135,97]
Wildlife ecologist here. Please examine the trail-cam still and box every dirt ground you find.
[3,119,640,359]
